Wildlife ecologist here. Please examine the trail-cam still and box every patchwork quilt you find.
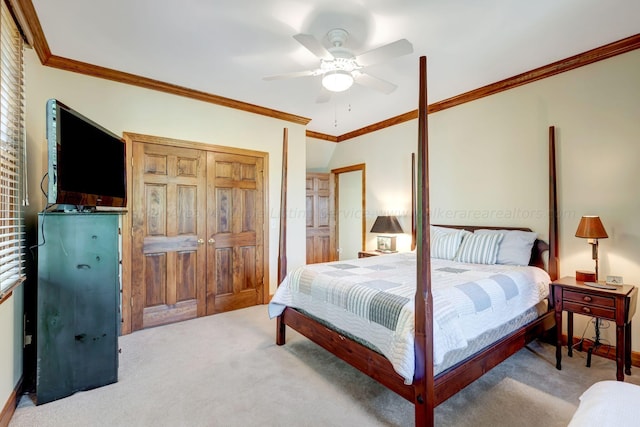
[268,252,550,384]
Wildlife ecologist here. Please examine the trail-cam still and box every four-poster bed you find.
[273,56,559,426]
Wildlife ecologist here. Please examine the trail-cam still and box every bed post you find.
[411,152,417,252]
[414,56,434,427]
[276,128,288,345]
[548,126,559,281]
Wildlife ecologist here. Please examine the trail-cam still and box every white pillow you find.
[568,381,640,427]
[431,231,466,260]
[454,232,504,264]
[474,229,537,266]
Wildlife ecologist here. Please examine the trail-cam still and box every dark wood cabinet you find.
[36,212,120,404]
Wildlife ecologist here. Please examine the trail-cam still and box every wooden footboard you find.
[279,305,555,406]
[279,307,415,401]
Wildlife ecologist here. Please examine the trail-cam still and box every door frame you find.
[331,163,366,259]
[120,132,269,335]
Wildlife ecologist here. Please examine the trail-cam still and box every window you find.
[0,0,26,298]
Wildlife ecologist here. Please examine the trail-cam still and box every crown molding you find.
[11,1,310,127]
[44,54,310,126]
[6,0,50,60]
[305,130,338,142]
[10,1,639,141]
[334,33,640,142]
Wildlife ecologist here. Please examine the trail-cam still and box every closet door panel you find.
[207,152,264,314]
[131,143,206,331]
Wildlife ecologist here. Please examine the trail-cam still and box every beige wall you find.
[306,138,337,172]
[321,49,640,350]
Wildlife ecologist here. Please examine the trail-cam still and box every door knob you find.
[208,238,215,244]
[197,238,204,245]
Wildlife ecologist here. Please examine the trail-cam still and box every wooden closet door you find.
[131,142,207,330]
[306,173,335,263]
[207,152,264,314]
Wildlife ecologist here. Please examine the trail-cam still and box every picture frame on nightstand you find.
[376,235,397,253]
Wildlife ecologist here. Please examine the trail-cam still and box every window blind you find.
[0,0,26,295]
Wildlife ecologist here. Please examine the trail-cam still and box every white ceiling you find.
[32,0,640,137]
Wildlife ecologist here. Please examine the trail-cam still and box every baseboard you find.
[0,376,22,427]
[563,335,640,368]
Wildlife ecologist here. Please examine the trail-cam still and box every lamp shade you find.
[370,216,404,234]
[575,215,608,239]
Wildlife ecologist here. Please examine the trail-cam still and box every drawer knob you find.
[583,296,592,302]
[582,307,591,314]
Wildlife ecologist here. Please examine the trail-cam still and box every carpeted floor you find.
[10,305,640,426]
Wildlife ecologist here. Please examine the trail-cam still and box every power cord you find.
[570,319,592,353]
[570,317,612,367]
[586,317,612,367]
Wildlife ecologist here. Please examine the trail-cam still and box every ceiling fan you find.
[263,28,413,102]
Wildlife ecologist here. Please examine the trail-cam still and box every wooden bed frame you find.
[275,57,559,426]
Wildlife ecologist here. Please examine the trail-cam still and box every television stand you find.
[36,212,120,404]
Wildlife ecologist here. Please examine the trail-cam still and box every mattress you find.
[269,252,551,384]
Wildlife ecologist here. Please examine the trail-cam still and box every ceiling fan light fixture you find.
[322,70,354,92]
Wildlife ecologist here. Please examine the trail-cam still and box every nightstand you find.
[551,276,637,381]
[358,250,382,258]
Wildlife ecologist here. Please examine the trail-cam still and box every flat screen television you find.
[46,99,127,208]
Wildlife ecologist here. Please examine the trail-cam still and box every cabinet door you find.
[37,213,119,405]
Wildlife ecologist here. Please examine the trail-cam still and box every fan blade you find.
[316,87,332,103]
[263,70,316,81]
[356,39,413,67]
[353,72,397,94]
[293,33,334,61]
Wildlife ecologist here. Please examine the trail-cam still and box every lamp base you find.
[576,270,596,282]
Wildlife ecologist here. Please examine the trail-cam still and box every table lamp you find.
[370,215,404,253]
[575,215,608,281]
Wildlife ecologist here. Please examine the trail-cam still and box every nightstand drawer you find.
[564,290,615,308]
[563,301,616,320]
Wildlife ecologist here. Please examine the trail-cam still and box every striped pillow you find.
[431,230,466,260]
[474,229,537,265]
[454,232,504,264]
